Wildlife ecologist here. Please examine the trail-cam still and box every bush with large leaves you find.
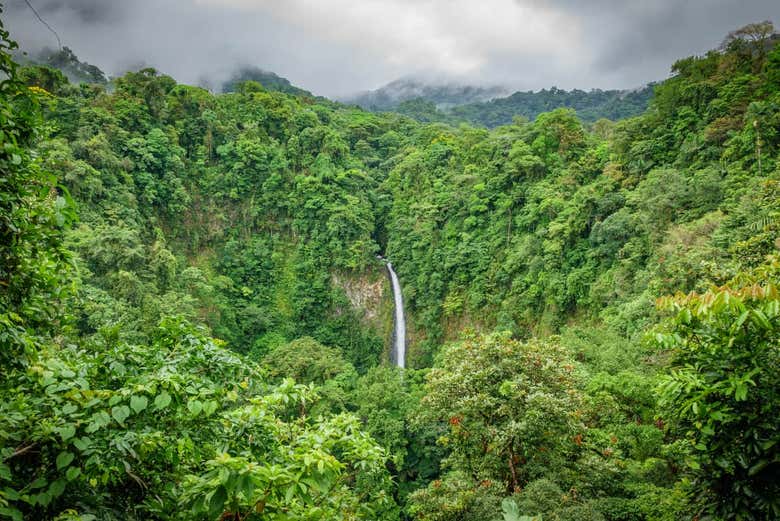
[0,12,73,366]
[0,319,395,520]
[656,256,780,519]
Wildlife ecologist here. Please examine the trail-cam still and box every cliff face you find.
[331,266,394,345]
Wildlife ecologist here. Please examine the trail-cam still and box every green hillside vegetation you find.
[450,85,654,126]
[2,10,779,521]
[345,80,508,112]
[357,85,653,127]
[23,46,108,85]
[221,66,314,97]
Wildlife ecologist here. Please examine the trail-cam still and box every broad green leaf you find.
[29,477,48,490]
[154,391,172,410]
[203,400,218,417]
[86,410,111,433]
[130,395,148,414]
[66,466,81,481]
[285,484,297,502]
[58,425,76,442]
[111,405,131,425]
[56,451,74,470]
[188,400,203,416]
[48,478,66,498]
[748,459,770,476]
[208,485,228,519]
[0,506,23,521]
[73,437,90,452]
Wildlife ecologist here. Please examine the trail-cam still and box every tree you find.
[353,367,445,505]
[656,256,780,519]
[263,336,357,414]
[411,332,582,520]
[0,14,73,366]
[0,318,395,520]
[36,46,107,85]
[263,336,354,385]
[721,21,776,56]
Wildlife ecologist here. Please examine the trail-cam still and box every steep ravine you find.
[334,258,407,367]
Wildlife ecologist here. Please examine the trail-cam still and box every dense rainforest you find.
[346,80,653,127]
[1,11,779,521]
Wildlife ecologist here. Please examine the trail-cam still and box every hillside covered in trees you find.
[2,10,779,521]
[343,79,509,111]
[221,66,314,97]
[448,85,654,126]
[347,82,654,127]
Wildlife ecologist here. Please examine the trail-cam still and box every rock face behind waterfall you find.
[330,267,396,360]
[330,262,407,368]
[331,271,385,323]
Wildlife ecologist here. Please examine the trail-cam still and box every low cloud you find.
[4,0,778,97]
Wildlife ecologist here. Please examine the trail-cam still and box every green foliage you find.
[263,336,353,384]
[449,86,654,127]
[656,257,780,519]
[382,24,779,354]
[407,471,504,521]
[2,11,779,520]
[31,47,107,85]
[355,83,653,127]
[18,65,70,95]
[498,497,540,521]
[0,318,394,520]
[262,336,357,414]
[411,332,583,512]
[512,478,565,516]
[352,367,444,506]
[221,66,314,97]
[0,15,74,366]
[0,16,394,521]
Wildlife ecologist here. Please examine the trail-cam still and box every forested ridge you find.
[2,11,779,521]
[358,85,653,127]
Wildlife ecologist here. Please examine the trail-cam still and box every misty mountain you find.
[221,66,313,96]
[20,46,107,85]
[343,78,509,111]
[345,78,654,126]
[450,85,655,126]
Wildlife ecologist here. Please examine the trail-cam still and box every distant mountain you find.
[360,85,654,127]
[221,66,313,96]
[19,46,108,85]
[344,78,509,111]
[450,85,655,126]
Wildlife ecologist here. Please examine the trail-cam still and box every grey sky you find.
[4,0,779,97]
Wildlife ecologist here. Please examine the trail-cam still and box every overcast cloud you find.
[4,0,779,97]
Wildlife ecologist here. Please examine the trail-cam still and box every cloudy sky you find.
[4,0,779,97]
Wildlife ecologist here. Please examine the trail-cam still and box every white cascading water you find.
[386,262,406,368]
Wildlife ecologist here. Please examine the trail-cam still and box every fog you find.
[5,0,779,97]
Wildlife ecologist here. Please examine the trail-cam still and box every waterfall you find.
[386,261,406,368]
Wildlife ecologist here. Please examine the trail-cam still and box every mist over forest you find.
[4,0,779,95]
